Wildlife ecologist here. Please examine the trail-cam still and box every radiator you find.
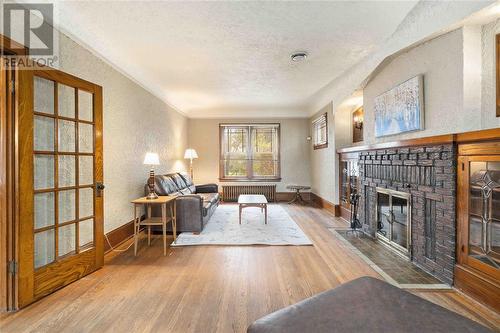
[222,184,276,202]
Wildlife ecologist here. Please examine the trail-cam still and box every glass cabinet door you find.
[340,161,349,206]
[469,161,500,269]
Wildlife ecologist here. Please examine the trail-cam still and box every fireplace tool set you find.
[347,191,362,235]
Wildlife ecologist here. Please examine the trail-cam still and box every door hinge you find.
[8,260,18,275]
[9,80,15,94]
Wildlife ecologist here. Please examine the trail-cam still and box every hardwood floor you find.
[1,204,499,332]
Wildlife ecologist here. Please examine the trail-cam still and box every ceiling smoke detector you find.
[291,52,308,62]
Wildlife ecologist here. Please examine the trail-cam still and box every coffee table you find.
[238,195,268,225]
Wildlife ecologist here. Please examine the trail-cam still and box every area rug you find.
[171,204,313,246]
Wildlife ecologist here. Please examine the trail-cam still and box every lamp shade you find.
[184,148,198,159]
[143,152,160,165]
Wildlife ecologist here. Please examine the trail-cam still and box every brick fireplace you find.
[357,144,456,284]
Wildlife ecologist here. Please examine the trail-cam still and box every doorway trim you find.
[1,34,29,312]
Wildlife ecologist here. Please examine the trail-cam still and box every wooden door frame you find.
[1,34,28,312]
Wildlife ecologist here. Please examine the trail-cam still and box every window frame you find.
[219,123,281,182]
[312,113,328,150]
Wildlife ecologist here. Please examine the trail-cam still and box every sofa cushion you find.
[198,193,220,205]
[168,173,188,190]
[202,201,212,216]
[179,172,194,186]
[179,188,191,195]
[247,276,490,333]
[178,173,196,193]
[155,175,181,195]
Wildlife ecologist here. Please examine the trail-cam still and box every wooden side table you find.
[286,185,311,204]
[131,196,176,256]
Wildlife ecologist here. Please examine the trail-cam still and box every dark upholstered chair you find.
[248,276,491,333]
[146,172,219,233]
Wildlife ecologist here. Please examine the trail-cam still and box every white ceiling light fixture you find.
[291,52,308,62]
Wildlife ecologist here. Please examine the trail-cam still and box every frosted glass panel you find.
[469,162,500,269]
[78,90,93,122]
[58,155,76,187]
[58,223,75,257]
[58,190,76,223]
[58,84,75,118]
[79,218,94,249]
[34,192,55,229]
[34,116,54,151]
[79,156,93,185]
[58,120,76,152]
[34,77,54,114]
[79,188,94,218]
[78,123,93,153]
[34,229,54,269]
[34,155,54,190]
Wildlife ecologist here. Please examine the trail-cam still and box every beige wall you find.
[362,29,465,144]
[57,33,188,233]
[188,118,311,192]
[481,18,500,129]
[309,103,336,203]
[340,25,498,147]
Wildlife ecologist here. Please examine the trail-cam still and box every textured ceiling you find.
[54,1,418,117]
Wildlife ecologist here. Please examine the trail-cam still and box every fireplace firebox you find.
[376,188,411,257]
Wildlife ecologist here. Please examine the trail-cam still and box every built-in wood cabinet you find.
[456,140,500,312]
[339,152,359,221]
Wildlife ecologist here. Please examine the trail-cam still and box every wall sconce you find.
[353,115,363,130]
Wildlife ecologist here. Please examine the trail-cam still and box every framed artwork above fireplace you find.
[374,75,424,137]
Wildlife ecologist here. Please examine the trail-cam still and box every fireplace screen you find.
[469,162,500,269]
[376,189,411,255]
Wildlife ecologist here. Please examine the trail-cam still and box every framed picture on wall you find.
[374,75,424,137]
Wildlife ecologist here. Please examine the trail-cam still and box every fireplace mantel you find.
[337,128,500,154]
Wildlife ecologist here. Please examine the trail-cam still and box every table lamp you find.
[143,152,160,199]
[184,148,198,180]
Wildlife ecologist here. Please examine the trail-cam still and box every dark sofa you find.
[147,172,219,233]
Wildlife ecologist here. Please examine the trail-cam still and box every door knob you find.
[96,182,105,197]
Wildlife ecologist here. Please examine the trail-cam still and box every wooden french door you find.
[16,65,104,308]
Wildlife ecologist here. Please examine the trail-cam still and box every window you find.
[312,113,328,149]
[219,124,280,181]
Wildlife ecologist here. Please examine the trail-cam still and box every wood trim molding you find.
[337,134,455,153]
[310,193,339,216]
[456,128,500,144]
[337,128,500,154]
[0,34,29,56]
[275,191,311,202]
[104,220,135,254]
[455,265,500,312]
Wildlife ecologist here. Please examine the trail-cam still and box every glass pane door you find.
[469,161,500,269]
[392,196,408,249]
[17,66,103,309]
[377,192,390,238]
[33,77,96,269]
[376,189,410,255]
